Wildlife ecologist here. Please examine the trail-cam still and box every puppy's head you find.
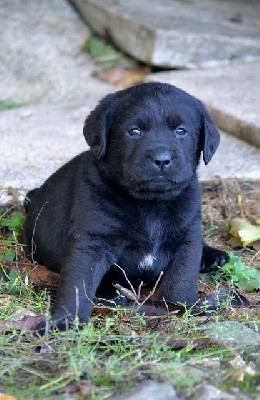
[83,82,219,199]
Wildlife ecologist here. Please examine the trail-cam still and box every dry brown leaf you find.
[0,395,17,400]
[92,306,115,317]
[6,261,60,289]
[252,240,260,251]
[60,382,94,396]
[94,65,151,87]
[24,263,60,288]
[14,315,45,331]
[0,314,45,332]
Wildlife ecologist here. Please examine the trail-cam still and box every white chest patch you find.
[139,253,156,270]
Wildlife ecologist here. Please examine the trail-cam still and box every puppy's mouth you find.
[127,178,186,199]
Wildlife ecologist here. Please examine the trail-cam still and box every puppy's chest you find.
[119,214,173,274]
[139,218,163,268]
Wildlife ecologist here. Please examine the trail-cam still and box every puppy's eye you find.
[128,128,141,137]
[175,127,187,137]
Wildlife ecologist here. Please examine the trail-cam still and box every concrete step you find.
[1,101,259,204]
[147,62,260,148]
[71,0,260,68]
[0,0,113,105]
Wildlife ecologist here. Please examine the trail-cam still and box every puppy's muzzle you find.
[147,146,175,171]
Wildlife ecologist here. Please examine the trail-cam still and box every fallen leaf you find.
[0,314,45,332]
[92,306,115,317]
[60,382,94,396]
[4,261,60,289]
[252,240,260,251]
[0,394,17,400]
[230,218,260,246]
[94,65,151,87]
[14,315,45,331]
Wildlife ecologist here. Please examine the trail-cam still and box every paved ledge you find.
[147,62,260,148]
[71,0,260,68]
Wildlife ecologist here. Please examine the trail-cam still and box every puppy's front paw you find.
[35,317,73,336]
[201,245,228,273]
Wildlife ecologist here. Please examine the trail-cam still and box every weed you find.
[84,36,138,69]
[0,100,24,112]
[217,253,260,291]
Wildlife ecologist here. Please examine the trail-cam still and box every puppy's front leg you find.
[160,225,202,305]
[39,236,109,332]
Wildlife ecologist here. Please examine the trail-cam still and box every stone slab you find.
[71,0,260,68]
[1,101,259,204]
[147,63,260,148]
[0,0,113,105]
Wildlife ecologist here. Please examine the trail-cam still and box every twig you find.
[137,271,164,309]
[114,283,138,302]
[137,280,144,300]
[249,250,260,266]
[31,201,48,263]
[83,279,95,306]
[115,263,137,297]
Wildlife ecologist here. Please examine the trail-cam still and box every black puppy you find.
[24,82,227,330]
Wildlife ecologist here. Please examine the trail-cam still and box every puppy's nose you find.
[149,148,173,170]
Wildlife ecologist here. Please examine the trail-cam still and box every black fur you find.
[24,82,228,331]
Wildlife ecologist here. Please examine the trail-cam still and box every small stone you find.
[229,355,246,369]
[108,381,177,400]
[187,383,235,400]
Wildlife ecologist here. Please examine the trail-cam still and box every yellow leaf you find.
[230,218,260,246]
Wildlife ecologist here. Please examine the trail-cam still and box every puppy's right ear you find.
[83,94,116,159]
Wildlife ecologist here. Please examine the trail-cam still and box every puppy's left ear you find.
[83,94,115,159]
[200,105,220,165]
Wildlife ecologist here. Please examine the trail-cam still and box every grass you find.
[0,179,259,399]
[1,293,251,399]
